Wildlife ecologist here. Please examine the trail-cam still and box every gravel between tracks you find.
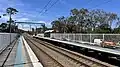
[25,37,82,67]
[33,38,115,67]
[25,37,63,67]
[24,35,116,67]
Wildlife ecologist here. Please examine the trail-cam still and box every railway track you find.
[25,37,64,67]
[0,39,18,67]
[25,36,115,67]
[33,38,115,67]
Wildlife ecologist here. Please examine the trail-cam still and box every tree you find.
[0,23,8,32]
[51,20,62,32]
[65,16,76,33]
[51,16,66,33]
[78,8,89,32]
[107,12,117,28]
[41,24,47,33]
[6,7,18,33]
[51,8,118,33]
[58,16,66,33]
[113,27,120,33]
[70,8,89,33]
[0,23,8,28]
[71,8,79,16]
[6,7,18,15]
[116,17,120,27]
[88,9,117,33]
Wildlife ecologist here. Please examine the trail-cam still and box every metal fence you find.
[0,33,17,52]
[50,33,120,43]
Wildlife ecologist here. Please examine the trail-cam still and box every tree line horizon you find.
[51,8,120,33]
[1,7,120,33]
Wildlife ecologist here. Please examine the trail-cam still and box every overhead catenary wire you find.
[88,0,112,10]
[41,0,94,15]
[35,0,52,17]
[40,0,112,15]
[30,0,113,21]
[41,0,60,15]
[85,0,94,5]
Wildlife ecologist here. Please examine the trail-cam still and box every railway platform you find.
[36,37,120,56]
[0,36,43,67]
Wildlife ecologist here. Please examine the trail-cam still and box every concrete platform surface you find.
[38,37,120,56]
[0,36,42,67]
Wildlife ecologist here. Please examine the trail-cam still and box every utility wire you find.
[40,0,111,15]
[85,0,94,5]
[39,0,112,15]
[41,0,60,15]
[35,0,52,17]
[33,0,112,21]
[88,0,112,10]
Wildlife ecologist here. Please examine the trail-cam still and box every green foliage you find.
[0,7,18,33]
[51,8,118,33]
[0,23,8,28]
[6,7,18,15]
[6,7,18,33]
[113,27,120,33]
[0,23,18,33]
[0,23,8,32]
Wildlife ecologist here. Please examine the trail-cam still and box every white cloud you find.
[0,0,25,8]
[0,0,52,29]
[2,16,9,21]
[16,18,29,21]
[14,20,52,32]
[46,22,52,28]
[37,21,52,28]
[16,2,24,6]
[37,21,46,24]
[59,0,73,8]
[0,15,11,22]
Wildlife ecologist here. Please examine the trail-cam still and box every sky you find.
[0,0,120,30]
